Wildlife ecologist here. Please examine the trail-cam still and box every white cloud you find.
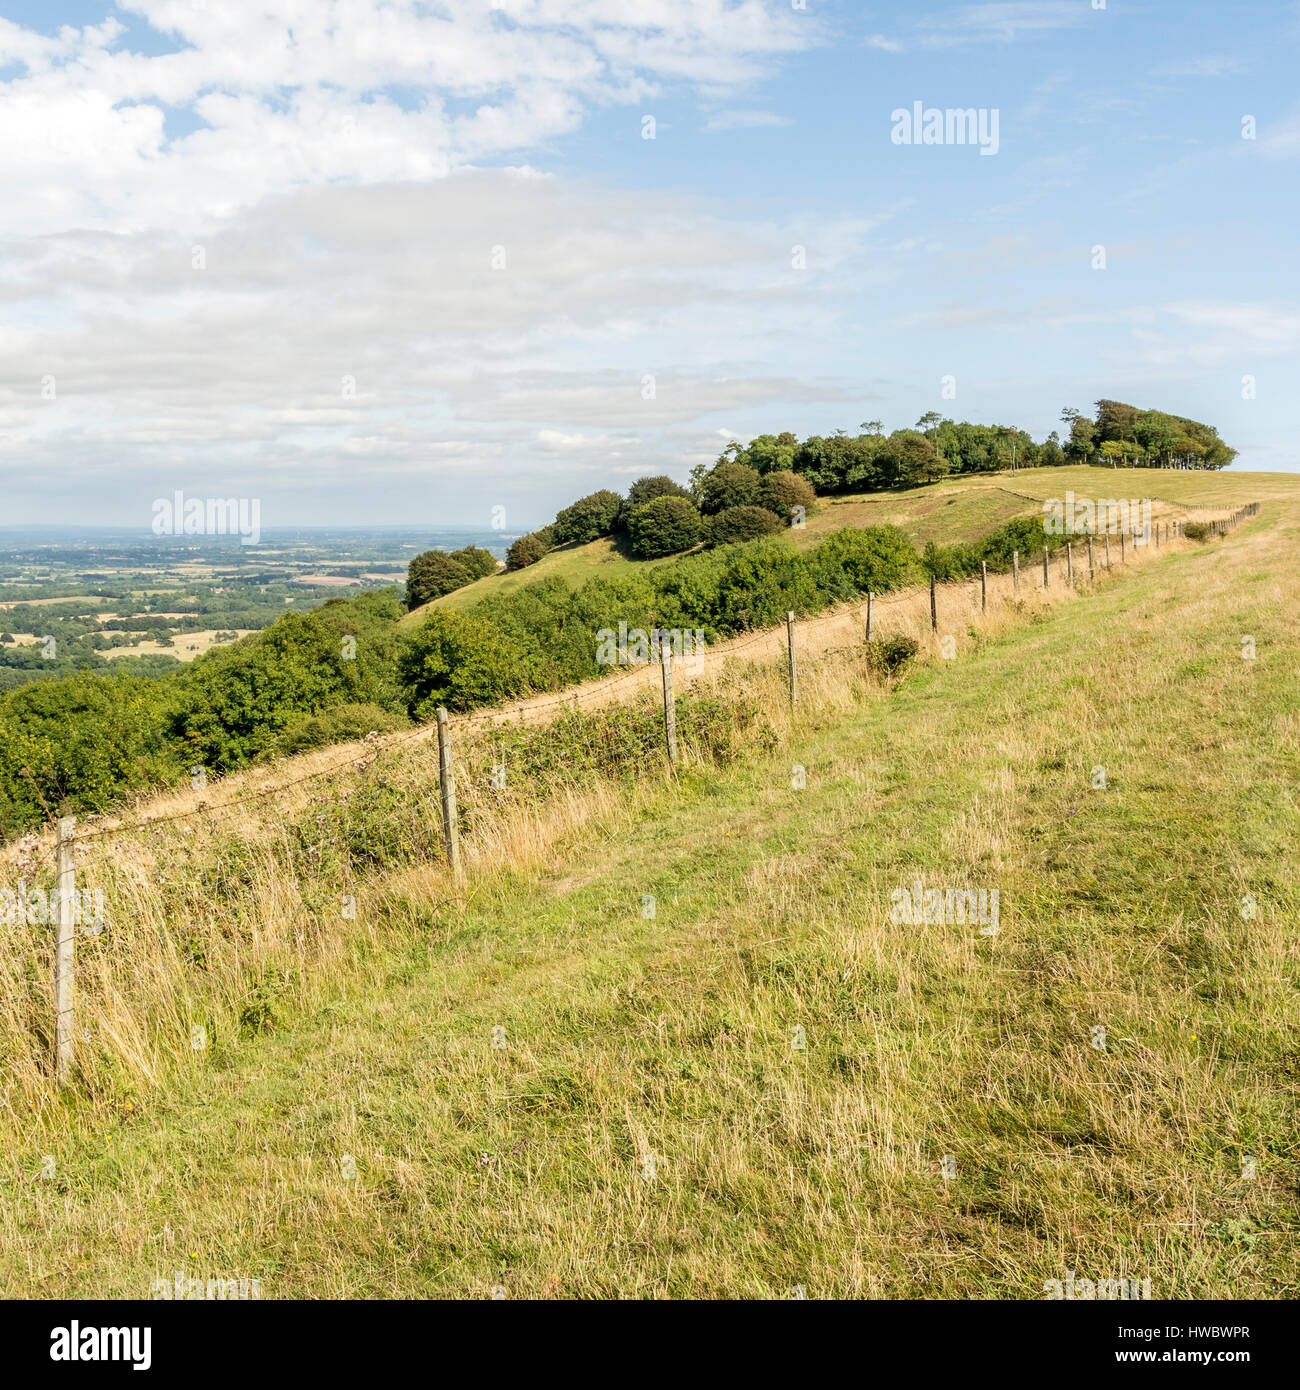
[865,34,904,53]
[0,1,817,235]
[918,2,1087,48]
[704,108,792,131]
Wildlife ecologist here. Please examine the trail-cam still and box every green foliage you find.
[407,551,473,608]
[813,526,919,597]
[447,546,498,581]
[274,702,409,756]
[552,490,623,546]
[626,496,704,558]
[1182,522,1210,541]
[705,505,783,546]
[397,609,532,717]
[920,514,1067,580]
[757,470,817,518]
[698,461,760,515]
[506,534,549,571]
[170,596,406,771]
[863,634,920,678]
[622,475,690,520]
[0,670,181,834]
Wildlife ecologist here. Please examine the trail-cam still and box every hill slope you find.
[3,485,1296,1299]
[403,465,1289,627]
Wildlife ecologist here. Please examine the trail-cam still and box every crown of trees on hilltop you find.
[403,398,1234,605]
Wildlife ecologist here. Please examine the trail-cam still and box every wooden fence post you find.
[1120,530,1126,563]
[661,636,678,765]
[1042,546,1049,588]
[930,575,937,631]
[55,815,76,1087]
[436,708,461,879]
[1066,542,1073,586]
[1105,533,1111,569]
[786,611,798,706]
[980,561,987,612]
[1087,535,1095,580]
[1012,550,1019,591]
[865,591,874,643]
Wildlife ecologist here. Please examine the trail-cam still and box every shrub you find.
[622,475,690,521]
[552,490,623,545]
[864,634,920,679]
[758,470,817,519]
[626,496,704,558]
[505,534,549,570]
[406,551,472,609]
[698,461,761,515]
[447,545,498,580]
[814,526,918,597]
[398,610,532,717]
[274,702,409,755]
[705,505,783,546]
[1182,521,1210,541]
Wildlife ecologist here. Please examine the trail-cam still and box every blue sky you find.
[0,0,1296,530]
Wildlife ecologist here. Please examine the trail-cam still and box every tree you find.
[398,610,530,717]
[880,430,947,487]
[698,461,761,514]
[705,505,783,546]
[758,470,817,519]
[621,476,690,526]
[915,411,943,433]
[552,490,622,545]
[626,495,703,558]
[447,545,498,580]
[505,534,548,571]
[406,551,472,610]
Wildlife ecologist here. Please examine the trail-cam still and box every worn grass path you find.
[4,506,1297,1299]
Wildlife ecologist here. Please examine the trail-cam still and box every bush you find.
[274,702,409,755]
[705,505,783,546]
[622,475,690,522]
[447,545,498,580]
[552,490,623,545]
[758,470,817,519]
[406,551,472,609]
[505,534,549,571]
[814,526,918,597]
[398,610,532,717]
[626,496,704,558]
[864,634,919,679]
[699,461,761,515]
[1182,521,1210,541]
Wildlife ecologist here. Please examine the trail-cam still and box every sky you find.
[0,0,1297,531]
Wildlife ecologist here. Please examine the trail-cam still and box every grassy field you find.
[0,471,1294,1300]
[406,465,1282,627]
[102,628,254,661]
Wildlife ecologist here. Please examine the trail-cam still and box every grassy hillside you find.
[405,465,1282,627]
[2,479,1295,1299]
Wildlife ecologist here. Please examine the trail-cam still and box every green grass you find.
[3,489,1296,1299]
